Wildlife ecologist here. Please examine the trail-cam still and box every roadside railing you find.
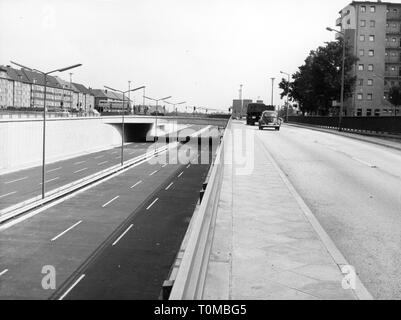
[169,118,232,300]
[288,116,401,136]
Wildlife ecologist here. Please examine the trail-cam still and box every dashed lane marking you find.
[146,198,159,210]
[58,275,85,300]
[102,196,120,208]
[112,224,134,246]
[51,220,82,242]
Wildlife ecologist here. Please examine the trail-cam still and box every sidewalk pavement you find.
[203,122,371,300]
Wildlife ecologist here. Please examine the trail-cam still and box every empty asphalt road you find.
[0,130,219,300]
[256,124,401,299]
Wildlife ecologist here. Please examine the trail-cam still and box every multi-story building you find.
[0,65,96,113]
[90,89,132,112]
[337,1,401,116]
[232,99,252,118]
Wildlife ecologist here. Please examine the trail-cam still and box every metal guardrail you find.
[169,118,232,300]
[288,116,401,136]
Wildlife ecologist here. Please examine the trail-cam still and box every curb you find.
[257,135,374,300]
[287,123,401,152]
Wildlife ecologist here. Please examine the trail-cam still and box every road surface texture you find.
[255,124,401,299]
[0,131,218,300]
[0,125,200,212]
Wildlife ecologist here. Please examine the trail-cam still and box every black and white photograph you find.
[1,0,401,309]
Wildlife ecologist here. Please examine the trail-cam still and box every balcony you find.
[385,56,401,63]
[385,71,401,78]
[386,42,401,49]
[386,12,401,20]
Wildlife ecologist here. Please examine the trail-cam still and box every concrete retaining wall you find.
[0,118,122,174]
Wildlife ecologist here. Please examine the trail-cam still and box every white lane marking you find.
[165,182,174,191]
[4,177,28,184]
[130,181,142,189]
[112,224,134,246]
[74,168,88,174]
[102,196,120,208]
[0,191,17,199]
[40,177,59,185]
[97,161,108,166]
[162,164,167,168]
[95,155,104,159]
[74,161,86,165]
[58,274,85,300]
[149,170,158,176]
[47,167,62,173]
[146,198,159,210]
[186,164,191,169]
[111,151,118,154]
[178,172,184,178]
[352,157,377,168]
[51,220,82,242]
[0,269,8,277]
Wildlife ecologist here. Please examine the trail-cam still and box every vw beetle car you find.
[259,111,281,131]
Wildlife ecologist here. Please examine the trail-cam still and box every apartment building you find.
[0,65,95,112]
[337,1,401,116]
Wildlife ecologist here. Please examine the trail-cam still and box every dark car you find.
[150,111,165,116]
[246,104,275,126]
[259,111,281,131]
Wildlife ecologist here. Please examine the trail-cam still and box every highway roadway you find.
[0,125,199,212]
[256,124,401,300]
[0,129,218,300]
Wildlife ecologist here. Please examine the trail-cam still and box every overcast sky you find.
[1,0,399,111]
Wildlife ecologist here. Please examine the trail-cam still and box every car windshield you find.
[262,111,277,117]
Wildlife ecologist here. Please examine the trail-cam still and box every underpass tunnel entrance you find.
[109,123,154,142]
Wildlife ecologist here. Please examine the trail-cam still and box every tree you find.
[388,86,401,116]
[279,39,358,116]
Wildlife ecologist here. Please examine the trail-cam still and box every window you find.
[369,50,375,56]
[391,66,396,71]
[368,64,374,71]
[392,37,397,42]
[357,93,363,100]
[370,6,376,13]
[358,64,364,71]
[357,109,363,116]
[374,109,381,117]
[361,6,366,13]
[369,35,375,42]
[359,49,365,56]
[391,52,397,57]
[368,79,373,86]
[366,109,372,116]
[393,8,398,13]
[360,35,366,41]
[370,20,376,27]
[359,79,364,86]
[360,20,366,27]
[367,94,373,101]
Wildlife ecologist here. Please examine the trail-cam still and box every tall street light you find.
[164,100,186,116]
[327,27,346,131]
[280,71,291,122]
[270,78,275,107]
[105,85,145,166]
[143,95,172,141]
[11,60,82,199]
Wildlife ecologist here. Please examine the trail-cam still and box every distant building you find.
[90,89,132,113]
[0,65,96,113]
[336,1,401,116]
[232,99,252,118]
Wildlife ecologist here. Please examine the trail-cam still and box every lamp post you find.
[143,95,172,141]
[280,71,291,122]
[327,27,346,131]
[270,78,275,107]
[164,101,186,116]
[11,60,82,199]
[105,85,145,166]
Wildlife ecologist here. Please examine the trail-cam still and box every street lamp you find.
[164,101,186,116]
[280,71,291,122]
[143,95,172,141]
[104,85,145,166]
[270,78,275,107]
[10,60,82,199]
[327,26,346,131]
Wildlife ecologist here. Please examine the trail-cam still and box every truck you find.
[246,104,275,126]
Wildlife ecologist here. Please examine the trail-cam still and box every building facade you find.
[337,1,401,116]
[0,65,95,113]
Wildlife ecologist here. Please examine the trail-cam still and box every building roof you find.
[72,82,92,95]
[19,68,61,88]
